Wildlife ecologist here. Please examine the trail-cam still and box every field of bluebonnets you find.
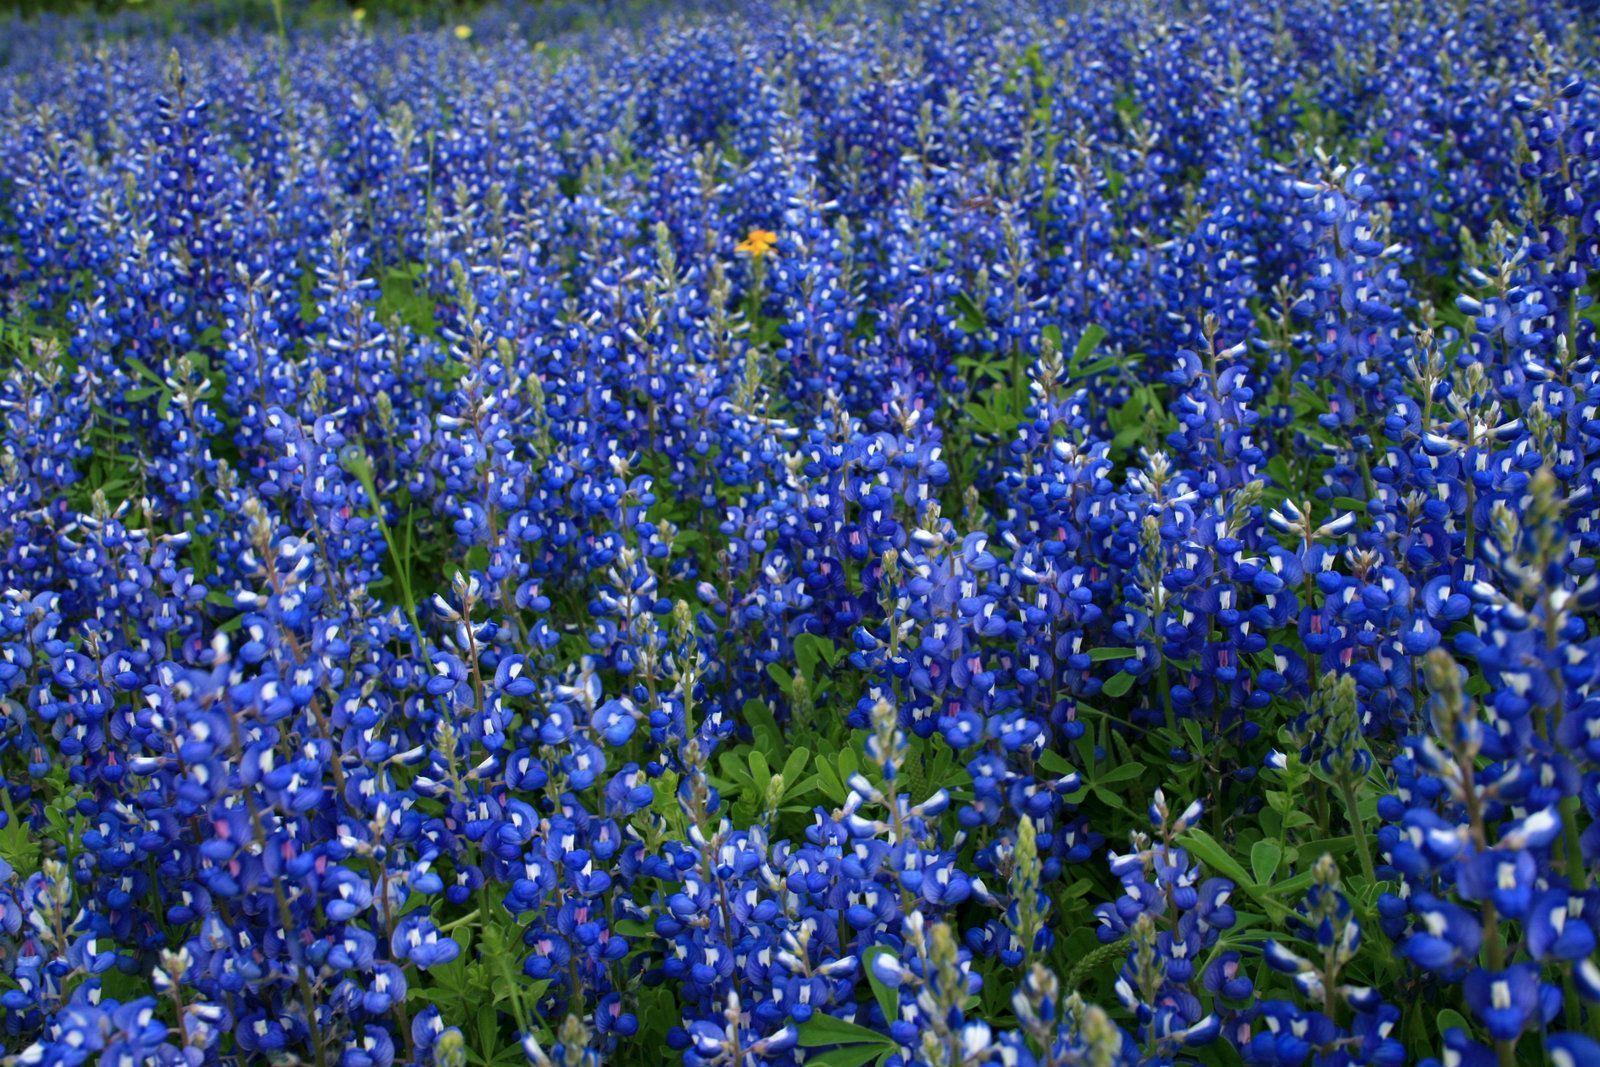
[1,0,1599,1063]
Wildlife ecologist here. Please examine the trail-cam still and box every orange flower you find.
[735,228,778,258]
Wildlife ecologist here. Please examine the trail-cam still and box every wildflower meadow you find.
[1,0,1599,1064]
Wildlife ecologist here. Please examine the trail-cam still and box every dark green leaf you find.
[1096,762,1146,785]
[1101,671,1135,698]
[796,1014,895,1049]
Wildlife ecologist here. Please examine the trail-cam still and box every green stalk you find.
[345,449,426,649]
[1336,777,1377,884]
[270,0,290,100]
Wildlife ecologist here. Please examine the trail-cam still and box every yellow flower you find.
[352,8,366,22]
[735,228,778,258]
[454,24,473,41]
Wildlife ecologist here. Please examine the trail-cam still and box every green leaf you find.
[806,1047,890,1067]
[797,1014,895,1049]
[124,357,168,388]
[794,633,840,678]
[748,750,770,790]
[815,759,847,804]
[475,1001,502,1061]
[1037,748,1075,776]
[742,698,783,756]
[952,291,988,334]
[1095,762,1146,785]
[0,813,40,871]
[766,663,795,695]
[1112,425,1145,450]
[1181,829,1291,922]
[784,774,823,804]
[1250,840,1283,885]
[1260,870,1312,902]
[780,748,810,792]
[1293,835,1357,860]
[1092,786,1133,812]
[1068,354,1133,381]
[719,751,753,786]
[1181,828,1258,888]
[795,635,823,680]
[1072,323,1108,364]
[1101,671,1135,698]
[1087,647,1137,662]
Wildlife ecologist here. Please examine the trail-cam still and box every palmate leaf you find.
[951,290,989,334]
[964,389,1024,437]
[794,632,842,676]
[742,698,784,757]
[0,812,39,872]
[1181,829,1292,923]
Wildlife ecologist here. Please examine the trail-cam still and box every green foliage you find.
[410,914,552,1066]
[797,1012,898,1066]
